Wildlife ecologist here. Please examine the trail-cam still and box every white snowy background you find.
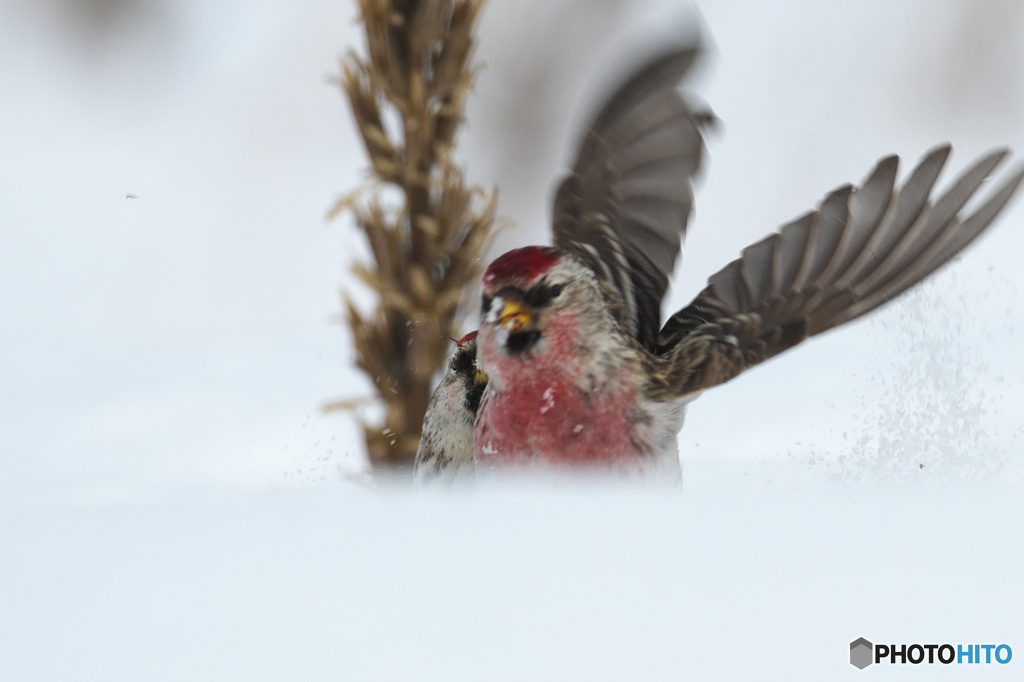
[1,0,1023,679]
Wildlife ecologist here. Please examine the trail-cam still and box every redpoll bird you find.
[414,331,486,484]
[414,44,1024,483]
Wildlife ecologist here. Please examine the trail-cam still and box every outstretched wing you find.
[650,145,1024,399]
[552,45,713,350]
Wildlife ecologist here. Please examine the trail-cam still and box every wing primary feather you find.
[807,185,853,289]
[841,144,950,291]
[708,260,746,312]
[773,212,815,295]
[823,155,898,290]
[786,210,822,294]
[740,234,778,304]
[922,164,1024,268]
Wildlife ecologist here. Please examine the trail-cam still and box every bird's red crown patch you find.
[456,330,478,345]
[482,246,560,289]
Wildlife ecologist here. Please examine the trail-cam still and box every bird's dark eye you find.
[524,282,563,308]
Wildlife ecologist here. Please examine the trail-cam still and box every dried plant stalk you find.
[329,0,495,470]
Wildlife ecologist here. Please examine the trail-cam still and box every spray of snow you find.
[822,267,1023,485]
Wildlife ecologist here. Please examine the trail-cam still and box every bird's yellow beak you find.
[499,300,532,334]
[474,367,488,386]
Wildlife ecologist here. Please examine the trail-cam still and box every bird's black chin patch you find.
[464,381,485,415]
[505,330,541,355]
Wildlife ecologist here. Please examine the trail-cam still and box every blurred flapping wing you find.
[552,45,714,350]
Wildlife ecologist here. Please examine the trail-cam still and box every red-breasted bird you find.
[414,44,1024,484]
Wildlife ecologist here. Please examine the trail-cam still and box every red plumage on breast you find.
[474,308,652,471]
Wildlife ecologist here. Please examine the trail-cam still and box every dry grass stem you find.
[327,0,495,471]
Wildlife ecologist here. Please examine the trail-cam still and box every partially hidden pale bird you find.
[414,331,485,484]
[413,43,1024,484]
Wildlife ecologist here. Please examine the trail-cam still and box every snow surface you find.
[2,463,1022,681]
[2,0,1023,679]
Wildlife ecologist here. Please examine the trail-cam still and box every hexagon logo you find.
[850,638,873,669]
